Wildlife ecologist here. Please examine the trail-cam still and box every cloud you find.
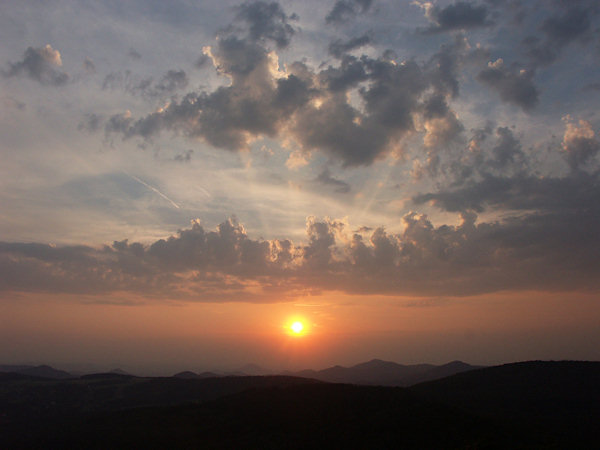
[102,41,466,166]
[2,205,600,300]
[477,58,538,111]
[234,1,297,48]
[314,168,351,193]
[524,6,594,67]
[102,69,188,99]
[92,3,549,169]
[325,0,373,24]
[561,117,600,171]
[3,44,69,86]
[421,1,492,33]
[421,94,464,148]
[412,120,599,213]
[328,34,371,58]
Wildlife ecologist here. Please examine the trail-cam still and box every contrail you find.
[125,172,180,209]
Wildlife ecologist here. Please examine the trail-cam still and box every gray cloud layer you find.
[2,201,599,301]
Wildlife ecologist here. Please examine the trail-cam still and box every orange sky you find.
[2,290,598,374]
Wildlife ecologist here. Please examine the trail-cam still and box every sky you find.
[1,0,599,374]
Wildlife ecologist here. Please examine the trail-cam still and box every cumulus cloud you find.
[421,95,464,148]
[325,0,373,24]
[477,58,538,111]
[234,1,297,48]
[561,117,600,171]
[102,3,468,168]
[2,207,600,300]
[411,120,597,213]
[3,44,69,86]
[328,34,371,58]
[420,1,492,33]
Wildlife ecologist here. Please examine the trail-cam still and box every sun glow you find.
[285,318,309,337]
[291,321,304,334]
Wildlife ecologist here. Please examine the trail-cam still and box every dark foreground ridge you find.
[1,361,598,448]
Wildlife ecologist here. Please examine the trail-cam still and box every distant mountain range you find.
[284,359,483,386]
[171,359,483,386]
[0,359,482,386]
[0,364,73,379]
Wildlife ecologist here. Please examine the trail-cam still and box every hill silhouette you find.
[286,358,482,386]
[1,361,598,448]
[0,364,73,379]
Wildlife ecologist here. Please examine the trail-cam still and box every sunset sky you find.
[1,0,599,374]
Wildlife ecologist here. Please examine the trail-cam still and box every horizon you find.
[2,353,595,378]
[1,0,600,372]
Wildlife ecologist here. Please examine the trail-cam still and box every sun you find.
[284,316,310,337]
[291,321,304,334]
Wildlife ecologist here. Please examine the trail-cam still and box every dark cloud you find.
[318,55,369,92]
[541,7,591,44]
[477,59,538,111]
[487,126,526,170]
[234,1,297,48]
[413,172,600,213]
[325,0,373,25]
[328,34,371,58]
[2,205,600,300]
[3,45,69,86]
[422,1,492,33]
[154,70,188,95]
[315,168,351,193]
[523,6,595,66]
[413,120,600,213]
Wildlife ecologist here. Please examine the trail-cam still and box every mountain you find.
[172,370,201,379]
[409,360,600,419]
[1,361,597,448]
[0,364,73,379]
[285,359,482,386]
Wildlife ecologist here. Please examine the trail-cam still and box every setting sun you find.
[291,321,304,334]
